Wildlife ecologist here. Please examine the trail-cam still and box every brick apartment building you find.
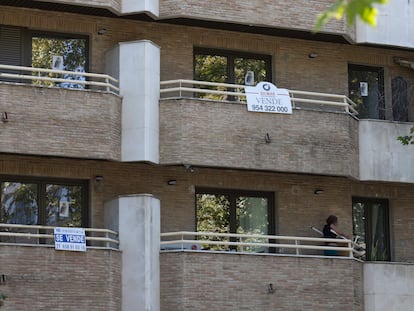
[0,1,414,310]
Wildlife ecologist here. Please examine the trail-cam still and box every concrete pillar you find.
[121,0,159,17]
[105,40,160,163]
[104,194,160,311]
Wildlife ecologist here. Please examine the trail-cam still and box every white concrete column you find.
[105,40,160,163]
[121,0,159,17]
[104,194,160,311]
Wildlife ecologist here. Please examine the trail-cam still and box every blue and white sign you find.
[54,227,86,252]
[245,82,292,114]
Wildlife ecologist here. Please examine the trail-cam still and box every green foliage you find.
[196,194,230,250]
[314,0,389,32]
[397,127,414,145]
[32,37,87,88]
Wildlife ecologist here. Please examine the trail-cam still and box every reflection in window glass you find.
[194,49,271,101]
[352,197,390,261]
[237,197,268,235]
[234,58,267,85]
[196,189,274,252]
[32,36,88,88]
[46,184,83,227]
[1,182,38,225]
[1,178,87,227]
[348,65,385,119]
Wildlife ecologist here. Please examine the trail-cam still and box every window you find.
[352,197,390,261]
[196,188,275,252]
[194,48,272,99]
[0,25,89,88]
[31,32,89,88]
[348,64,385,119]
[392,76,409,122]
[1,176,88,227]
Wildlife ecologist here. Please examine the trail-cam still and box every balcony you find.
[7,0,159,17]
[160,231,364,310]
[0,64,122,161]
[0,223,121,310]
[160,231,414,311]
[160,79,360,178]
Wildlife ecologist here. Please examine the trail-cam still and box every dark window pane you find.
[348,65,385,119]
[392,76,408,122]
[352,197,390,261]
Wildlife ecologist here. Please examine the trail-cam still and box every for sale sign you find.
[54,227,86,252]
[245,82,292,114]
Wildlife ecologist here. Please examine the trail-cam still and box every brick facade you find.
[0,84,121,160]
[0,245,121,311]
[159,0,348,36]
[160,252,364,311]
[0,6,413,97]
[1,3,414,311]
[1,154,413,262]
[159,99,359,178]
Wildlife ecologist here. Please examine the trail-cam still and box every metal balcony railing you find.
[0,223,119,250]
[160,231,363,259]
[160,79,358,116]
[0,64,119,94]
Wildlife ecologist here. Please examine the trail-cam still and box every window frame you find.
[348,64,385,120]
[29,30,90,72]
[193,47,272,84]
[0,175,89,227]
[352,196,391,261]
[195,187,276,236]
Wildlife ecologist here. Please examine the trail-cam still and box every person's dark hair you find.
[326,215,338,225]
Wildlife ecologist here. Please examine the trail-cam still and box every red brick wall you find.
[0,245,121,311]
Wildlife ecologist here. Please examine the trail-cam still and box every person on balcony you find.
[323,215,349,256]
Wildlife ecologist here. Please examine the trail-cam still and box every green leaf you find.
[314,0,389,32]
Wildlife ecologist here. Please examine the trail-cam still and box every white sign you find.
[54,227,86,252]
[245,82,292,114]
[52,55,64,71]
[360,82,368,97]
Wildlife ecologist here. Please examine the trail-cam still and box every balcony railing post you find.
[105,77,110,92]
[105,231,110,248]
[348,240,353,258]
[295,239,300,255]
[181,232,184,250]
